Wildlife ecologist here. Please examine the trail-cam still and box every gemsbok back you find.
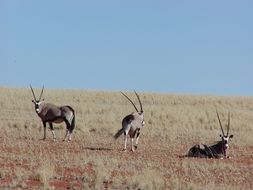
[30,85,75,141]
[187,110,233,159]
[114,91,145,152]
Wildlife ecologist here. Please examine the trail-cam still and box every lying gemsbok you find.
[30,85,75,141]
[114,91,145,152]
[187,110,233,159]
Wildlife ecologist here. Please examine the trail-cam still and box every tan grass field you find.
[0,86,252,189]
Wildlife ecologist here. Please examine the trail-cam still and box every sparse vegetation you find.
[0,87,253,189]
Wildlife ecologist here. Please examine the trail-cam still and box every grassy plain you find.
[0,86,252,189]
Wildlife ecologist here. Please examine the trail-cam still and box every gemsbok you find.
[30,85,75,141]
[187,110,233,159]
[114,91,145,152]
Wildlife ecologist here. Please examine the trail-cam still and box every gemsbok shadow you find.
[83,147,113,151]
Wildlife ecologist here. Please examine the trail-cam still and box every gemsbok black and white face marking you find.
[30,85,75,142]
[220,135,233,157]
[32,101,42,113]
[114,91,144,152]
[187,110,233,159]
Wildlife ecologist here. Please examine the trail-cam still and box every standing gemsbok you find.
[114,91,145,152]
[30,85,75,141]
[187,110,233,159]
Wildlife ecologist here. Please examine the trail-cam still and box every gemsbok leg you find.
[49,123,56,140]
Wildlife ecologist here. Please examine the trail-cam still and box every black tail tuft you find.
[114,128,124,139]
[179,155,189,158]
[70,113,75,133]
[67,106,75,133]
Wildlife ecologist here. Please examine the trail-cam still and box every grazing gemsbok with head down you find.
[114,91,145,152]
[187,110,233,159]
[30,85,75,141]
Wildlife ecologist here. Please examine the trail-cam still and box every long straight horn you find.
[30,85,37,101]
[38,85,44,101]
[216,109,225,136]
[227,112,230,136]
[134,90,143,113]
[121,91,139,113]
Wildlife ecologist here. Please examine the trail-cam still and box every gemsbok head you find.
[30,85,75,141]
[114,91,145,152]
[187,110,233,159]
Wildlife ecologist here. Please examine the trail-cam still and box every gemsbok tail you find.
[114,128,124,139]
[67,106,75,133]
[71,111,75,133]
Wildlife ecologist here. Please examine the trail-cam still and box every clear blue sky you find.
[1,1,252,95]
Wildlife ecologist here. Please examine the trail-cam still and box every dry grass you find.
[0,86,253,189]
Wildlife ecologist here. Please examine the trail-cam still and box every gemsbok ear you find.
[229,134,233,138]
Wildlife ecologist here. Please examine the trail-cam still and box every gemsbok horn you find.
[114,91,145,152]
[30,85,75,141]
[187,110,233,159]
